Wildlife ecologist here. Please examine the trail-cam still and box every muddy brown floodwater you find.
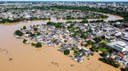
[88,13,123,22]
[0,13,123,71]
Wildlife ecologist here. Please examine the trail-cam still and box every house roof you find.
[116,52,125,58]
[107,41,127,48]
[103,27,114,31]
[107,41,128,52]
[123,56,128,62]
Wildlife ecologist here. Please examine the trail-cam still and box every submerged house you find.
[72,53,85,63]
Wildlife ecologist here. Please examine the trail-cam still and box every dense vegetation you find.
[64,50,70,55]
[80,19,88,23]
[123,67,128,71]
[31,42,42,48]
[14,30,23,36]
[99,57,120,68]
[47,22,64,28]
[87,36,113,57]
[0,18,23,23]
[0,17,49,23]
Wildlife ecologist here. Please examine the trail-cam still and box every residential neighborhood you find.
[14,20,128,67]
[1,1,128,71]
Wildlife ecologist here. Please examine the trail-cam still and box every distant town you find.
[1,1,128,71]
[0,1,128,23]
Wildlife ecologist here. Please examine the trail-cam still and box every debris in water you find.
[9,58,13,61]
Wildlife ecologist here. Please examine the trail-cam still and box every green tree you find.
[33,28,38,31]
[90,46,98,52]
[36,32,41,36]
[80,19,88,23]
[35,42,42,48]
[31,43,36,46]
[64,50,70,55]
[14,30,23,36]
[102,51,109,57]
[93,37,102,43]
[87,40,94,45]
[23,39,27,43]
[23,26,26,29]
[99,58,120,68]
[124,67,128,71]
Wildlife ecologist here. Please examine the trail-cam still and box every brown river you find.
[0,13,123,71]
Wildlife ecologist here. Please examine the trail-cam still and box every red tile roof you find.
[116,52,125,58]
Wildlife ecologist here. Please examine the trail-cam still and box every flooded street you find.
[103,13,123,21]
[0,14,123,71]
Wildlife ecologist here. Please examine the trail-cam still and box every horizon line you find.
[0,1,128,2]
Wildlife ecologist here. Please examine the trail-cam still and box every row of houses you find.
[0,9,104,22]
[16,23,93,63]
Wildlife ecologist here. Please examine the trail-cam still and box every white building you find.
[122,32,128,41]
[107,41,128,52]
[102,27,114,32]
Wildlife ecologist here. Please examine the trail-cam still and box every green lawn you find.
[99,47,108,52]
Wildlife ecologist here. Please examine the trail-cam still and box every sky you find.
[1,0,128,2]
